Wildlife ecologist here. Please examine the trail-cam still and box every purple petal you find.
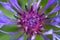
[27,34,36,40]
[10,35,14,40]
[37,0,41,7]
[43,29,53,35]
[41,35,50,40]
[50,22,60,28]
[53,14,60,22]
[0,10,16,28]
[0,30,17,35]
[55,0,60,5]
[42,29,60,40]
[0,2,16,13]
[32,1,37,11]
[44,0,55,9]
[54,30,60,32]
[28,0,31,8]
[0,23,5,28]
[50,14,60,28]
[53,33,60,40]
[48,5,60,15]
[16,35,24,40]
[32,0,41,11]
[53,36,56,40]
[54,25,60,28]
[9,0,23,13]
[39,0,56,14]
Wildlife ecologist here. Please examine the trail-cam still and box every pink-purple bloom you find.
[0,0,60,40]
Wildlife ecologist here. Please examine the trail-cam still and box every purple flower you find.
[0,0,60,40]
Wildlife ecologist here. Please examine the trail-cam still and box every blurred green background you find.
[0,0,60,40]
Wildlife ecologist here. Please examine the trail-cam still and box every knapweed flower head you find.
[0,0,60,40]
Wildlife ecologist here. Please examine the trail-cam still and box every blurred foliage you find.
[0,0,60,40]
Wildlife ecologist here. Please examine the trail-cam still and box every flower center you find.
[24,13,40,27]
[16,8,46,34]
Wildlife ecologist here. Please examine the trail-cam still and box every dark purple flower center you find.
[16,7,46,34]
[24,13,40,27]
